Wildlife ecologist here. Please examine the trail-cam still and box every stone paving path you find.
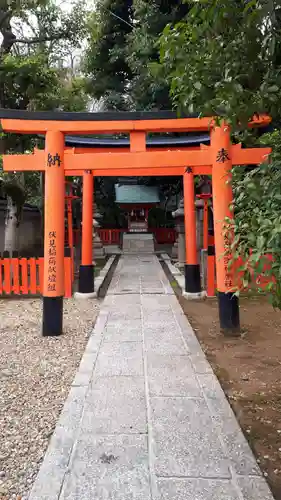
[29,255,274,500]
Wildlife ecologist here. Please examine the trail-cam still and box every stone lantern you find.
[93,204,105,259]
[172,197,185,268]
[172,192,208,269]
[196,176,212,250]
[196,177,212,288]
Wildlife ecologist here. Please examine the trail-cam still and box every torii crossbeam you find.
[0,110,272,336]
[3,143,269,175]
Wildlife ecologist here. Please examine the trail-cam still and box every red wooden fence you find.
[97,228,177,245]
[0,254,72,298]
[97,229,124,245]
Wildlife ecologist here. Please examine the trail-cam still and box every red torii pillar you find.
[65,181,79,281]
[78,170,94,295]
[183,167,201,294]
[211,123,239,334]
[43,131,65,336]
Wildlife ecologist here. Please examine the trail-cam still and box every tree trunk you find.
[4,196,18,255]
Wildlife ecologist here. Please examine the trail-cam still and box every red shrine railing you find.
[97,229,124,245]
[0,253,72,298]
[97,228,177,245]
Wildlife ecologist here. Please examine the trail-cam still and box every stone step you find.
[122,233,155,254]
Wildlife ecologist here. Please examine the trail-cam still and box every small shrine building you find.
[115,183,160,233]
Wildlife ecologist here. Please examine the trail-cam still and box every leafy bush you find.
[231,130,281,308]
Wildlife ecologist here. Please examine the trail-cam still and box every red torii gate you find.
[0,110,271,336]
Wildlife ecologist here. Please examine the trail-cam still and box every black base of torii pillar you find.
[42,296,63,336]
[217,292,240,334]
[78,265,95,294]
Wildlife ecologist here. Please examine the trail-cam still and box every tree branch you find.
[107,9,133,29]
[0,11,10,30]
[13,32,69,45]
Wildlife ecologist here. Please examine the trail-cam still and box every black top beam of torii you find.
[63,133,210,148]
[0,108,272,149]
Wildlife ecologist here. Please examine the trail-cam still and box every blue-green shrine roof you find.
[115,184,160,204]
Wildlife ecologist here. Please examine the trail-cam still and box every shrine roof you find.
[115,184,160,204]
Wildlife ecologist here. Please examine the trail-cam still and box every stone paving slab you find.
[103,320,142,342]
[237,476,274,500]
[81,376,147,435]
[151,396,231,478]
[60,435,151,500]
[157,478,240,500]
[94,341,144,377]
[147,354,203,397]
[28,255,274,500]
[144,328,189,355]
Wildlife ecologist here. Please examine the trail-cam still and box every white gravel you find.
[0,297,100,499]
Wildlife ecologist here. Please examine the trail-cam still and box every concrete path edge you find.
[74,255,116,300]
[160,253,207,299]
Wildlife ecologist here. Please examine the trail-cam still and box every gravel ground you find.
[0,297,100,500]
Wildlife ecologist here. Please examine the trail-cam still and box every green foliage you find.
[57,75,89,112]
[94,177,125,227]
[0,53,60,110]
[0,0,88,109]
[84,0,133,110]
[0,53,89,112]
[0,0,89,209]
[23,171,42,205]
[148,207,166,227]
[84,0,189,110]
[127,0,189,110]
[159,0,281,127]
[0,1,87,59]
[231,130,281,308]
[141,175,182,212]
[156,0,281,308]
